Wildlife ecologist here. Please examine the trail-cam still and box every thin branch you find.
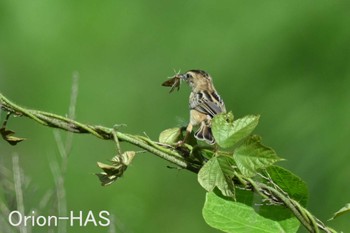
[0,93,192,171]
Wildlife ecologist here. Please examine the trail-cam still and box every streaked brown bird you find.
[177,70,226,144]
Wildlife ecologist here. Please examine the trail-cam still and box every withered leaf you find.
[95,151,136,186]
[0,127,26,146]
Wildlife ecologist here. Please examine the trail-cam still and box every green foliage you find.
[196,113,315,232]
[152,112,347,232]
[203,192,300,233]
[265,166,308,207]
[234,136,283,178]
[329,203,350,221]
[159,127,182,144]
[212,112,259,149]
[198,156,235,197]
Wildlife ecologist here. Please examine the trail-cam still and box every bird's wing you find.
[190,91,225,118]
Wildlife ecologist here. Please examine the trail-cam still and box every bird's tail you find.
[194,122,215,144]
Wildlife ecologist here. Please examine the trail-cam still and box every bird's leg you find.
[176,123,193,146]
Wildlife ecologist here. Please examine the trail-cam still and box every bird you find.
[178,69,226,144]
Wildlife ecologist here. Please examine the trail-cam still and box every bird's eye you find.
[186,73,192,79]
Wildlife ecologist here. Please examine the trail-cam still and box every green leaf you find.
[198,156,235,197]
[159,127,182,144]
[244,166,308,232]
[265,166,308,207]
[203,192,300,233]
[212,113,259,148]
[328,203,350,221]
[225,167,308,232]
[234,136,283,177]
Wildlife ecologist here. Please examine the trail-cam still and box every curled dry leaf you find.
[0,127,26,146]
[95,151,136,186]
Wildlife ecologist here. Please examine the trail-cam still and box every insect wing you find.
[162,76,181,93]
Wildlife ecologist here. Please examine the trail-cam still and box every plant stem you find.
[0,93,195,172]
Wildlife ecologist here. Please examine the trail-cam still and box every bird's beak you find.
[177,73,187,80]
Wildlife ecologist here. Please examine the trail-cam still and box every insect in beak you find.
[162,73,186,93]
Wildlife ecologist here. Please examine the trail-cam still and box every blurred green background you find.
[1,1,349,232]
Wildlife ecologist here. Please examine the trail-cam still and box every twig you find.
[0,92,192,171]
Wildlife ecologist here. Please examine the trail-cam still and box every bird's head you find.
[178,70,215,93]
